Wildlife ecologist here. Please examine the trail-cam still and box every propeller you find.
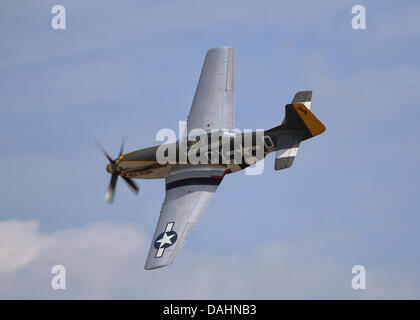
[97,139,139,204]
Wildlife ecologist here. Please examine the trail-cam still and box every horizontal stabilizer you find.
[274,133,301,171]
[292,91,312,109]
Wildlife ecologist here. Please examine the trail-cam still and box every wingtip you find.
[207,46,235,54]
[144,257,174,271]
[144,263,170,271]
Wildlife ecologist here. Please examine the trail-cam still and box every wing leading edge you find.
[145,167,225,270]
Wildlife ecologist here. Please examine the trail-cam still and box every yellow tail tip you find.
[292,103,326,137]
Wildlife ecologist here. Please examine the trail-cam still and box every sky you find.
[0,0,419,299]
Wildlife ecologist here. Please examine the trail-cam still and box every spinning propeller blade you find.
[97,139,139,204]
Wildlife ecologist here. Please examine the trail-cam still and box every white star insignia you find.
[156,232,175,248]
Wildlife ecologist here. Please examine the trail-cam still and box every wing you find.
[187,47,235,134]
[144,167,226,270]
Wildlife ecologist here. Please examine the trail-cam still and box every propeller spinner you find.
[97,140,139,204]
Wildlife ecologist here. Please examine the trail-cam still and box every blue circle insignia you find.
[154,230,178,249]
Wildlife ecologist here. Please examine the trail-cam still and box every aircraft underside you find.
[100,47,325,269]
[114,131,279,179]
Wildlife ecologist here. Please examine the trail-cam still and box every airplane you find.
[99,47,326,270]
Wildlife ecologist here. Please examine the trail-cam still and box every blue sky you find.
[0,0,419,298]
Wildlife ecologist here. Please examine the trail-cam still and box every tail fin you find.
[282,103,325,141]
[273,91,325,171]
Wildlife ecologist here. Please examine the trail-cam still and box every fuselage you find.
[106,128,286,179]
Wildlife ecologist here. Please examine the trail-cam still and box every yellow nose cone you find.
[106,163,113,174]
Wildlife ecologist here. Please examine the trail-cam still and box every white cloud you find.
[0,220,418,299]
[0,220,44,273]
